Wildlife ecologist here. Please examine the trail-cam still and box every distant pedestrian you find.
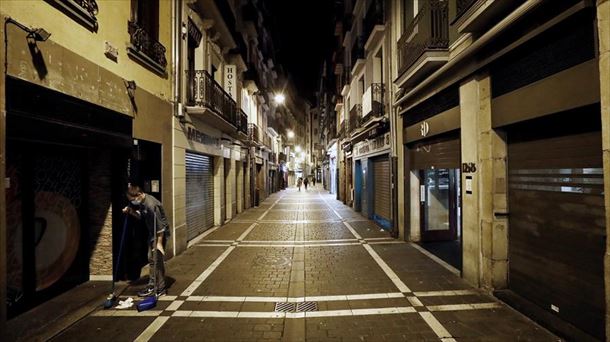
[297,177,303,191]
[312,176,316,187]
[304,177,309,190]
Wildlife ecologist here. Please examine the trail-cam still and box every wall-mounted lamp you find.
[124,80,137,98]
[5,17,51,41]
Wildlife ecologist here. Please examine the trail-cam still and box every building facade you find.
[1,0,174,328]
[317,0,610,340]
[0,0,307,334]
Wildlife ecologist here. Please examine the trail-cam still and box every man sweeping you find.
[123,183,170,297]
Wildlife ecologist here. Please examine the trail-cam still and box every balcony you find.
[187,70,245,137]
[350,37,364,70]
[46,0,99,31]
[361,83,385,122]
[396,0,449,87]
[363,0,384,49]
[127,21,167,75]
[348,104,362,134]
[248,123,267,146]
[237,109,248,135]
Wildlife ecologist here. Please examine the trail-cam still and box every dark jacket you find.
[136,194,170,242]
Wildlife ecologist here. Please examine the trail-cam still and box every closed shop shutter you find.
[409,134,460,170]
[372,156,391,222]
[507,119,605,339]
[185,152,214,241]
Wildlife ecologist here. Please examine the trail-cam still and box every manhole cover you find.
[274,302,296,312]
[297,301,318,312]
[253,255,291,266]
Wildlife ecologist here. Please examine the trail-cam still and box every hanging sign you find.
[224,65,237,100]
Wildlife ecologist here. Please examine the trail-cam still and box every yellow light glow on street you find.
[274,93,285,104]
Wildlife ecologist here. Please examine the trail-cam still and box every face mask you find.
[131,199,142,205]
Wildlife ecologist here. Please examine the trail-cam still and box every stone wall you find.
[88,150,113,277]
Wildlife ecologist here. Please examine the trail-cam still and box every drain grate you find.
[274,302,319,312]
[274,302,296,312]
[296,301,318,312]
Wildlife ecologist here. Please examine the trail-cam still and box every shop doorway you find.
[409,133,462,271]
[419,168,462,269]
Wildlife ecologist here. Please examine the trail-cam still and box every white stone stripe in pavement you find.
[419,312,455,340]
[186,225,221,248]
[427,303,503,312]
[133,317,170,342]
[342,221,363,240]
[180,245,237,296]
[165,300,184,311]
[164,307,418,319]
[407,296,424,307]
[177,292,406,303]
[409,242,461,276]
[361,244,411,293]
[414,290,479,297]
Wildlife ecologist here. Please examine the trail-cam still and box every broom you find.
[137,212,159,311]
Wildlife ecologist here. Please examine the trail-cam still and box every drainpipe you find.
[171,0,182,255]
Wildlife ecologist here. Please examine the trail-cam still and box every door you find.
[185,152,214,240]
[507,111,605,340]
[419,168,460,241]
[372,156,391,228]
[354,160,362,212]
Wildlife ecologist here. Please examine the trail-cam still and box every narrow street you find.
[54,187,556,342]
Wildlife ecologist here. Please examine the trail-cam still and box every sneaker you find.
[137,286,155,297]
[156,287,167,296]
[137,286,167,297]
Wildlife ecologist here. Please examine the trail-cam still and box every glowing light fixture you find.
[274,93,285,104]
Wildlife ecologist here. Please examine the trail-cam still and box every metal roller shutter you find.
[372,156,391,222]
[507,120,605,339]
[409,134,461,170]
[186,152,214,241]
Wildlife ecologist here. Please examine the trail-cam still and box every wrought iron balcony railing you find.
[188,70,240,129]
[348,104,362,133]
[248,123,261,144]
[47,0,99,30]
[128,21,167,73]
[362,83,385,122]
[397,0,449,75]
[237,109,248,135]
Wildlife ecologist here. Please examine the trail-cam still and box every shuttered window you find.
[185,152,214,240]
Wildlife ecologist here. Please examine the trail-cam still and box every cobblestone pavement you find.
[53,187,560,341]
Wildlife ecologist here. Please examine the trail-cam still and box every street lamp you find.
[295,145,302,153]
[274,93,285,105]
[287,130,295,139]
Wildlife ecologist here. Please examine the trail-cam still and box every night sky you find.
[263,0,336,103]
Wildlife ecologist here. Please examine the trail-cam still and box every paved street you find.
[53,188,558,341]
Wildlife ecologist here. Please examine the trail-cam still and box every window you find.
[127,0,166,75]
[131,0,159,38]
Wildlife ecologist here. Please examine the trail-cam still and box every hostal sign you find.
[354,132,390,158]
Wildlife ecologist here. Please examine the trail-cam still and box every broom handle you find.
[112,215,129,293]
[152,211,157,295]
